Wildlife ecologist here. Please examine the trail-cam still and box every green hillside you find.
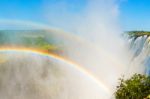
[0,30,63,53]
[127,31,150,38]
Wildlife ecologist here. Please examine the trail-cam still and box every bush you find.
[115,74,150,99]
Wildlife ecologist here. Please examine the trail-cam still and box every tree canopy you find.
[115,74,150,99]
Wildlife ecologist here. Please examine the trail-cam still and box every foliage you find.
[115,74,150,99]
[127,31,150,39]
[22,36,58,51]
[0,30,61,52]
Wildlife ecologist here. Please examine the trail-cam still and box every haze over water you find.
[0,0,145,99]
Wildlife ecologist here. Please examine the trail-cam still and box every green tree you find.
[115,74,150,99]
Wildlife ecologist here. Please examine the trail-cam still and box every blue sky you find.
[0,0,44,22]
[0,0,149,31]
[120,0,150,31]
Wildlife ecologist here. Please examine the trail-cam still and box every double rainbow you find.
[0,47,111,94]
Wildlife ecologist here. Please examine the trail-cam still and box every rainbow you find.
[0,47,111,94]
[0,19,126,95]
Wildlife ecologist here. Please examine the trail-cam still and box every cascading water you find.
[126,31,150,75]
[0,0,142,99]
[0,21,132,99]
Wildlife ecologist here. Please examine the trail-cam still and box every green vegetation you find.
[115,74,150,99]
[0,30,62,53]
[115,31,150,99]
[22,36,58,51]
[119,31,150,99]
[127,31,150,38]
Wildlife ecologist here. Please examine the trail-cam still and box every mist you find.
[43,0,144,98]
[0,0,144,99]
[0,51,110,99]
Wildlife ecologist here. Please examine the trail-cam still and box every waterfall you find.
[126,31,150,75]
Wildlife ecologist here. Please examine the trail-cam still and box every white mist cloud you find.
[43,0,124,54]
[41,0,142,98]
[0,52,109,99]
[0,0,143,99]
